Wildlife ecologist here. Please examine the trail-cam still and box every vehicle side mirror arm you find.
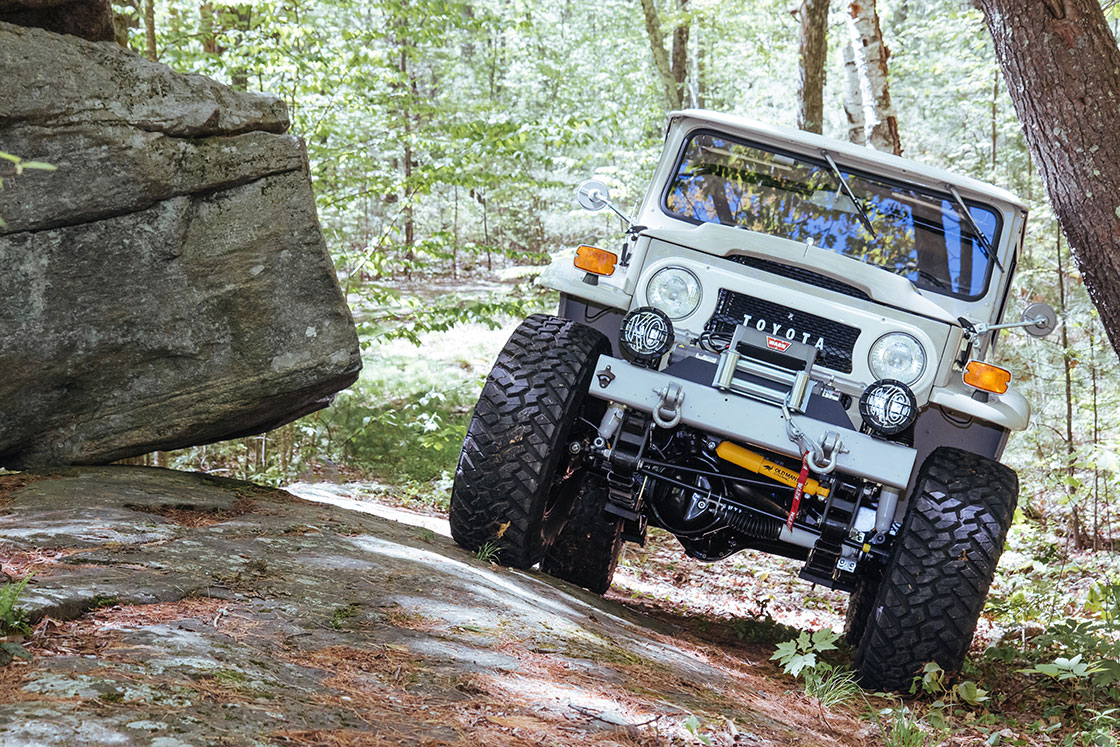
[576,179,635,229]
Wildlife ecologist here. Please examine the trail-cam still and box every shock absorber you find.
[715,441,830,498]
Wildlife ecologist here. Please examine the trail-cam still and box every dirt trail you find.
[0,467,871,745]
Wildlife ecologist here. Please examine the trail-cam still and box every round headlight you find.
[619,306,674,364]
[646,267,701,320]
[868,333,926,385]
[859,379,918,436]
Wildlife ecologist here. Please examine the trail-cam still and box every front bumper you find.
[587,355,917,490]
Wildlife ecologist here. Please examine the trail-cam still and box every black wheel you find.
[540,476,623,594]
[843,572,879,646]
[449,314,610,569]
[853,447,1018,691]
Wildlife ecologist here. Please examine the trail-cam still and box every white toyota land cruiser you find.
[448,110,1055,691]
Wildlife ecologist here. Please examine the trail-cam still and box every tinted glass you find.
[664,132,1000,299]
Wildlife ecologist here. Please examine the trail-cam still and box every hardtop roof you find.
[668,109,1027,212]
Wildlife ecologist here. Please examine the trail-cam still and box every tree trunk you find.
[974,0,1120,360]
[639,0,684,110]
[696,16,708,108]
[795,0,829,134]
[845,0,901,155]
[990,68,999,169]
[200,3,218,54]
[841,40,865,145]
[1057,230,1084,549]
[144,0,156,61]
[1090,323,1099,549]
[670,0,690,105]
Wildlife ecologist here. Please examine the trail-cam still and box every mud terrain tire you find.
[853,447,1017,691]
[540,477,623,594]
[843,573,879,646]
[449,314,610,569]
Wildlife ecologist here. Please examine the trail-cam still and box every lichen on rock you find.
[0,22,360,467]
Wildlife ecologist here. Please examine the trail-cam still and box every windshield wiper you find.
[946,184,1002,270]
[820,149,877,238]
[914,269,953,291]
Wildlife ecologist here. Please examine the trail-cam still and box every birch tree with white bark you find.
[843,0,901,154]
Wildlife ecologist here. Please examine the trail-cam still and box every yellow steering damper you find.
[714,441,830,498]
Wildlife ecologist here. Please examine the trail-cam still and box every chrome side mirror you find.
[962,301,1058,339]
[576,179,610,211]
[1020,301,1057,338]
[575,178,634,228]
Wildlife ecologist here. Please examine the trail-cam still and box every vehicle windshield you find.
[663,131,1001,299]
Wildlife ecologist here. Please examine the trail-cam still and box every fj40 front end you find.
[448,110,1055,691]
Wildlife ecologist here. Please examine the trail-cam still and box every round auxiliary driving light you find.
[859,379,918,436]
[619,306,674,364]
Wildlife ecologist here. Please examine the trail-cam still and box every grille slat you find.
[727,255,871,301]
[705,290,859,373]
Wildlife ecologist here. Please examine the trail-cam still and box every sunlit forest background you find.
[103,0,1120,735]
[113,0,1119,543]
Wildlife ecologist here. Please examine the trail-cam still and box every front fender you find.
[537,253,633,311]
[928,377,1030,431]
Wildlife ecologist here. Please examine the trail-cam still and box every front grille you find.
[727,255,871,301]
[705,290,860,373]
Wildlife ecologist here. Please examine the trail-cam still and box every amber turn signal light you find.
[963,360,1011,394]
[573,245,617,276]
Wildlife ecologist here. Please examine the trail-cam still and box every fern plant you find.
[0,575,31,637]
[0,575,33,665]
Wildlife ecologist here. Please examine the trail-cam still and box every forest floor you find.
[134,306,1120,746]
[0,466,876,746]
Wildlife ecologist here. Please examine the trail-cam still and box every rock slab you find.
[0,467,862,746]
[0,23,361,467]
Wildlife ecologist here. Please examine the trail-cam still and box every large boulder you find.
[0,22,362,468]
[0,0,114,41]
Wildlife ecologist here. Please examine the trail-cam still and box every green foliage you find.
[878,706,931,747]
[803,663,862,711]
[0,575,32,638]
[682,714,712,745]
[1019,654,1103,683]
[330,603,360,630]
[772,628,862,711]
[771,627,839,678]
[912,662,989,708]
[0,575,33,666]
[473,541,501,564]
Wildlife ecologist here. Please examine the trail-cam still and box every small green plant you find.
[1029,618,1120,688]
[1077,708,1120,747]
[682,714,712,745]
[909,662,989,732]
[772,628,861,710]
[0,575,34,665]
[474,541,502,564]
[0,575,32,637]
[1018,653,1104,683]
[417,528,436,543]
[878,705,931,747]
[803,662,862,710]
[329,603,360,629]
[912,662,989,707]
[771,628,840,677]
